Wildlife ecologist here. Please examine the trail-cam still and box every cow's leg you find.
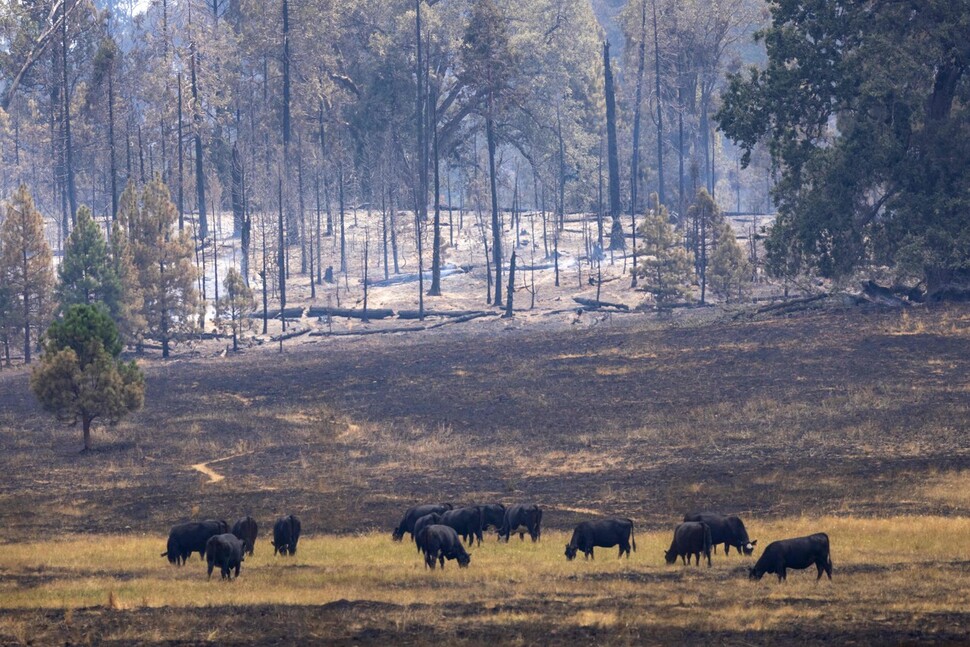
[713,545,718,555]
[439,554,445,569]
[725,544,730,556]
[519,531,525,541]
[235,564,241,578]
[824,558,833,580]
[778,568,786,582]
[207,563,214,580]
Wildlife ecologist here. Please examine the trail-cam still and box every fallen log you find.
[396,309,492,320]
[272,326,311,342]
[573,297,630,311]
[307,306,395,320]
[308,311,497,337]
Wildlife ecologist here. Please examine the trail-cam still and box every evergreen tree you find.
[217,268,254,352]
[0,185,54,364]
[126,177,198,358]
[56,206,124,316]
[710,221,750,302]
[30,304,145,452]
[636,197,694,305]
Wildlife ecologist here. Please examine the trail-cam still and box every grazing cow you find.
[412,513,442,552]
[479,504,507,533]
[161,519,228,565]
[564,518,636,560]
[391,503,453,541]
[497,504,543,542]
[231,516,258,556]
[272,515,302,556]
[665,522,713,567]
[749,533,832,582]
[683,513,756,556]
[440,506,484,546]
[206,533,245,580]
[418,525,471,570]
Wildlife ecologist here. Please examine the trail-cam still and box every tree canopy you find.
[718,0,970,294]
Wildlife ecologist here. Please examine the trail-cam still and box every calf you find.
[564,518,636,560]
[206,533,245,580]
[231,516,258,556]
[665,522,713,567]
[497,504,542,542]
[440,506,484,546]
[272,515,302,556]
[418,525,471,569]
[161,519,228,565]
[683,513,756,556]
[749,533,832,582]
[392,503,453,541]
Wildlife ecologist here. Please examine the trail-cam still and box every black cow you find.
[161,519,228,565]
[440,506,484,546]
[497,504,542,542]
[231,516,258,556]
[272,515,302,556]
[749,533,832,582]
[479,504,507,533]
[564,518,636,560]
[391,503,453,541]
[665,522,713,567]
[683,513,756,556]
[412,513,442,552]
[206,533,245,580]
[418,525,471,569]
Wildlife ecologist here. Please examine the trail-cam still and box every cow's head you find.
[391,528,404,542]
[457,553,471,568]
[748,566,763,580]
[564,544,578,561]
[742,540,757,556]
[663,549,677,565]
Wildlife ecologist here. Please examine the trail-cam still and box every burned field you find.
[0,306,969,644]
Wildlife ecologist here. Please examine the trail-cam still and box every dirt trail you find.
[190,452,252,484]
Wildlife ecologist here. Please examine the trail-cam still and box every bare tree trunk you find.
[652,0,665,206]
[108,61,118,220]
[191,44,207,239]
[177,72,185,230]
[61,0,77,226]
[604,41,623,251]
[338,165,346,273]
[487,114,502,306]
[630,1,648,287]
[389,185,399,274]
[503,252,516,318]
[428,86,442,296]
[278,174,286,331]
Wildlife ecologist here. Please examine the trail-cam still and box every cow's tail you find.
[160,551,168,557]
[628,519,637,552]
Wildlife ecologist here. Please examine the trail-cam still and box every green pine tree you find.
[56,205,124,316]
[710,221,750,303]
[217,267,254,352]
[30,304,145,451]
[636,199,695,306]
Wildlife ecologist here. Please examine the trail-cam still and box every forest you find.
[1,1,969,644]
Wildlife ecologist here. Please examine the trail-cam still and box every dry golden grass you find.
[1,516,969,639]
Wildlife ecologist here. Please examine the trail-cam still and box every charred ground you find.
[0,304,969,644]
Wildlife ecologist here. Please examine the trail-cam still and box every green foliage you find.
[123,178,198,358]
[56,205,124,318]
[718,0,970,292]
[44,304,123,365]
[217,268,255,351]
[709,221,750,302]
[0,184,53,364]
[636,200,694,305]
[30,304,145,451]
